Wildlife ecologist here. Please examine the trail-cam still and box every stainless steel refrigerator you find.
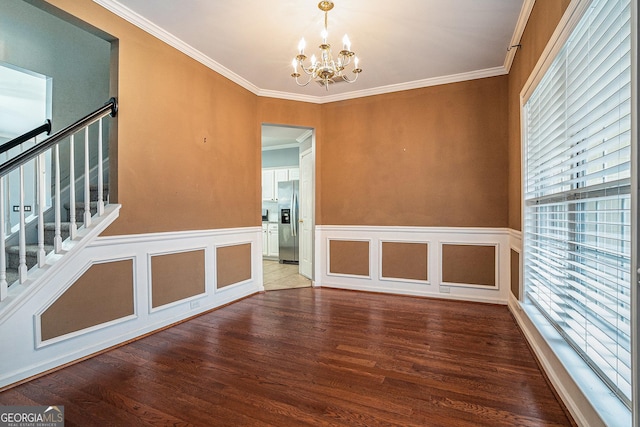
[278,180,299,264]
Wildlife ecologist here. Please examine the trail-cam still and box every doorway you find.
[261,124,314,291]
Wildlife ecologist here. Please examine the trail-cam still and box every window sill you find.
[510,298,631,427]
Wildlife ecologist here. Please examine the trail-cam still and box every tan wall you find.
[508,0,571,231]
[151,250,206,308]
[41,260,134,341]
[441,244,496,286]
[46,0,260,235]
[510,249,520,299]
[217,243,252,288]
[320,77,509,227]
[381,242,428,282]
[43,1,512,231]
[329,240,370,276]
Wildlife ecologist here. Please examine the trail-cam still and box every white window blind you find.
[523,0,631,406]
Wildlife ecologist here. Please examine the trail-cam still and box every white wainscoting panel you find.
[315,226,511,304]
[147,247,208,314]
[0,226,263,389]
[378,238,430,285]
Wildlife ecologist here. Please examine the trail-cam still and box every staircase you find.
[4,184,109,286]
[0,97,117,302]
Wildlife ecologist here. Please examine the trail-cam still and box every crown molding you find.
[258,66,509,104]
[504,0,536,72]
[296,129,313,143]
[93,0,521,104]
[92,0,261,96]
[262,143,300,151]
[317,67,509,103]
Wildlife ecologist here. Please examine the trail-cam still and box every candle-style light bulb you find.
[310,54,317,67]
[342,34,351,51]
[298,38,306,54]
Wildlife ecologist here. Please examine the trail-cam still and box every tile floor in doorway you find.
[263,259,311,291]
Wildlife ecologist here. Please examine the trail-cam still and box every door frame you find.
[260,123,315,282]
[299,145,314,280]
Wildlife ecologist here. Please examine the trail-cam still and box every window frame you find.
[518,0,637,424]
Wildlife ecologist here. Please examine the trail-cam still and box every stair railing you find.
[0,97,117,301]
[0,120,52,155]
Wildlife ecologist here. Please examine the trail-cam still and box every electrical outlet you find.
[12,205,31,212]
[190,300,200,309]
[439,285,451,294]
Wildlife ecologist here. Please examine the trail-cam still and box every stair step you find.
[41,221,84,230]
[5,270,19,286]
[40,222,82,245]
[63,201,99,222]
[2,185,112,286]
[6,244,55,270]
[64,201,100,209]
[6,244,55,255]
[90,184,109,202]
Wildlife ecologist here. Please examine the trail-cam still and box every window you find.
[0,63,49,144]
[523,0,631,407]
[0,63,52,231]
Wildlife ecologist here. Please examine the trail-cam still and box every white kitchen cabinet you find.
[262,170,275,201]
[274,169,289,200]
[262,223,268,256]
[267,223,279,257]
[262,167,299,201]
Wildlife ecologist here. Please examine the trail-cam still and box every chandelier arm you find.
[339,69,361,84]
[339,74,354,83]
[294,74,314,87]
[338,52,352,67]
[299,64,316,75]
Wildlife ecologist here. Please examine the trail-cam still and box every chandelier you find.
[291,1,362,90]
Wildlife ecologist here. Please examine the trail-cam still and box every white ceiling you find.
[94,0,530,104]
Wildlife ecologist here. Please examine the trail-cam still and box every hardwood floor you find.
[263,259,311,291]
[0,288,573,426]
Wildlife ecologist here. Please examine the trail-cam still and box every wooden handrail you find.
[0,97,117,178]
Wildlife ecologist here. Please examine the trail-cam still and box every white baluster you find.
[4,173,11,235]
[0,176,7,301]
[69,134,77,240]
[97,118,104,215]
[83,127,91,227]
[37,153,46,267]
[54,144,62,253]
[18,164,27,283]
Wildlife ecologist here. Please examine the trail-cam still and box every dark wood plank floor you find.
[0,288,573,426]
